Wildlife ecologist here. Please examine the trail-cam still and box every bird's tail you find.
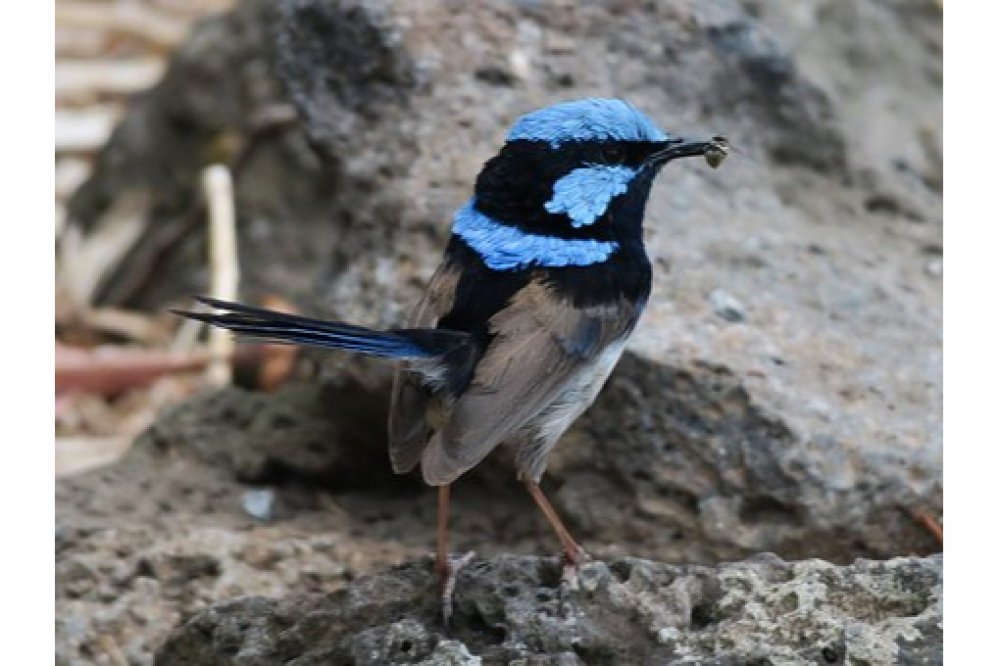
[172,296,470,360]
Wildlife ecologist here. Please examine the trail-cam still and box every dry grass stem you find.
[56,58,165,102]
[56,1,189,50]
[202,164,239,386]
[55,106,120,152]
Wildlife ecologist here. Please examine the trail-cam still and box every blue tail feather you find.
[172,297,468,361]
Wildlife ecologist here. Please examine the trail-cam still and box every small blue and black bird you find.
[176,98,726,617]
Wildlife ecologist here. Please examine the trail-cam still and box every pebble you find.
[709,288,747,323]
[243,488,276,522]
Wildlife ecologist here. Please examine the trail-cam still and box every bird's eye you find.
[602,146,625,164]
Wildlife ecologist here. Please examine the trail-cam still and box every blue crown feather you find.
[452,199,619,271]
[506,98,668,147]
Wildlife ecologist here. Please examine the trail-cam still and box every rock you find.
[241,488,276,522]
[708,287,746,323]
[556,354,940,564]
[137,378,396,489]
[699,7,847,173]
[132,354,938,566]
[156,553,942,665]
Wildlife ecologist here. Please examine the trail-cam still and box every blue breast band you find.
[452,199,619,271]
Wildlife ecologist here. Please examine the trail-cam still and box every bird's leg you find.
[523,480,589,569]
[436,483,451,587]
[435,483,472,628]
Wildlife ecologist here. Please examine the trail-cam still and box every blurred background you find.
[56,0,235,476]
[55,1,942,663]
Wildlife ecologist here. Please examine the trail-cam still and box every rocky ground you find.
[56,0,941,663]
[158,554,942,665]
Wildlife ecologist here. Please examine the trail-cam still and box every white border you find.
[0,0,55,658]
[945,2,999,661]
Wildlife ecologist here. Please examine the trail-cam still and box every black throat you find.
[437,139,662,348]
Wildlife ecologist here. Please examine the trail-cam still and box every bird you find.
[175,98,726,621]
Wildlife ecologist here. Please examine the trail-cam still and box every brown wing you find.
[420,280,639,485]
[387,262,461,473]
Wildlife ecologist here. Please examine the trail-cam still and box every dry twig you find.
[202,165,239,386]
[56,190,151,316]
[56,436,134,478]
[90,106,297,308]
[56,342,210,396]
[55,106,120,153]
[75,307,170,345]
[56,59,165,103]
[56,1,189,50]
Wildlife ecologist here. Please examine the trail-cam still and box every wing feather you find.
[387,262,461,473]
[420,280,638,485]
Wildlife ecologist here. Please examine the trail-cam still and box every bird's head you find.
[453,98,725,271]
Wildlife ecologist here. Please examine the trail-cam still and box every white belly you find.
[516,339,628,480]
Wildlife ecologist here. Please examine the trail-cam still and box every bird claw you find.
[439,550,476,629]
[556,546,591,615]
[560,545,591,583]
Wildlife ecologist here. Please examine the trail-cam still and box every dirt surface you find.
[56,0,941,663]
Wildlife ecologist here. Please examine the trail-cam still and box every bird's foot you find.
[557,546,591,615]
[439,550,476,630]
[560,544,591,587]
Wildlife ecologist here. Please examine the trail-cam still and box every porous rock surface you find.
[58,0,942,663]
[157,553,942,665]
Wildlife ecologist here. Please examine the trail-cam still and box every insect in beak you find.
[647,135,730,169]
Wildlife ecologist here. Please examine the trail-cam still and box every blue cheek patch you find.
[452,199,619,271]
[507,98,668,147]
[545,165,637,228]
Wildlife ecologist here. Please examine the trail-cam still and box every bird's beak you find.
[647,136,729,169]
